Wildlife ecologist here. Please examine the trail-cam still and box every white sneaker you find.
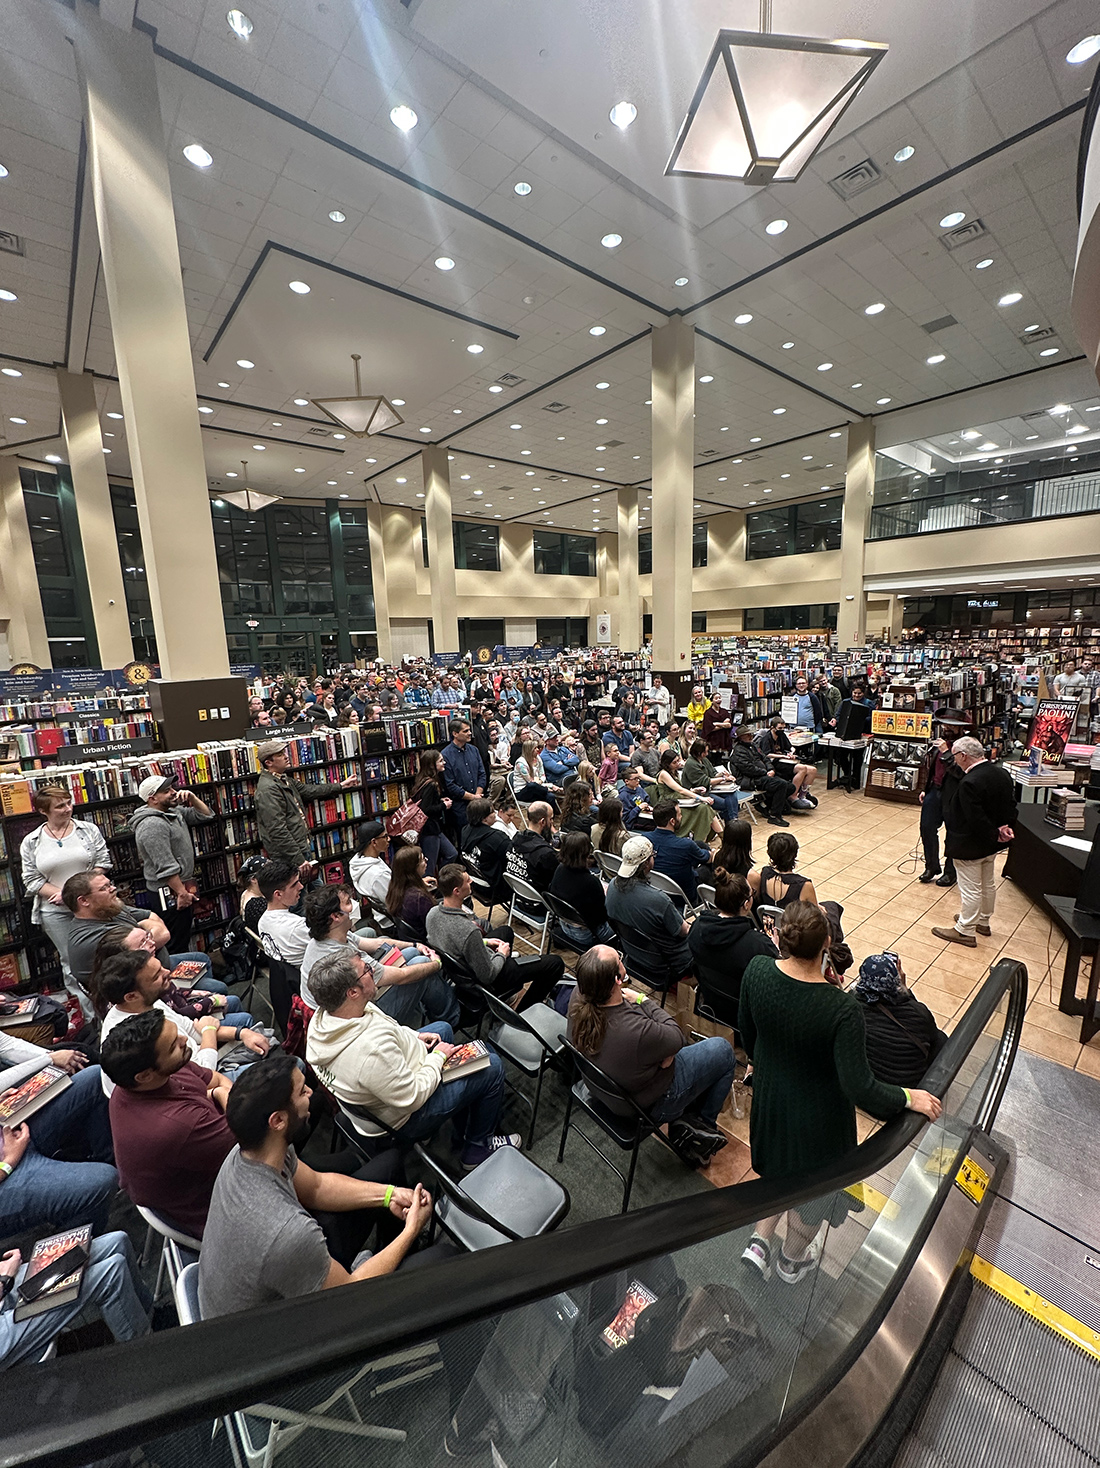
[741,1234,772,1281]
[461,1133,522,1169]
[775,1233,823,1285]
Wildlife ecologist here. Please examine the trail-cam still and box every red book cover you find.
[35,728,65,756]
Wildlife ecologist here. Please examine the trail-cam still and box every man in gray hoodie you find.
[130,776,215,952]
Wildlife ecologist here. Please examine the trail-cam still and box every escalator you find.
[2,955,1095,1468]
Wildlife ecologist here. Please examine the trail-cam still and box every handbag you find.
[384,799,427,839]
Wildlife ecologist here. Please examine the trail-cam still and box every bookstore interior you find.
[3,2,1100,1465]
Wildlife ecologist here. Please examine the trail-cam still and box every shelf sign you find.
[56,737,156,763]
[871,710,932,739]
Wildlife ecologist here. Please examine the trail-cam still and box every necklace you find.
[47,819,74,846]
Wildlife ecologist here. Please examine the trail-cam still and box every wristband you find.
[903,1088,912,1107]
[0,1161,13,1179]
[383,1184,394,1210]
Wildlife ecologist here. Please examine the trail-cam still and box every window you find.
[638,526,705,573]
[24,469,95,664]
[692,522,708,567]
[533,530,596,577]
[743,603,839,630]
[271,506,334,614]
[453,520,499,572]
[746,498,842,559]
[210,499,275,617]
[338,507,374,624]
[639,530,652,576]
[691,612,707,633]
[536,617,589,649]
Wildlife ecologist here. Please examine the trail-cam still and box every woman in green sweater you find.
[738,902,941,1285]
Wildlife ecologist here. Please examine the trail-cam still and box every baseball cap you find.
[618,835,654,878]
[137,775,174,801]
[358,819,386,845]
[256,739,288,762]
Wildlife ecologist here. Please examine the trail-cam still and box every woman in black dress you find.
[411,749,457,876]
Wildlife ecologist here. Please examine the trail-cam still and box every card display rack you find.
[0,714,450,995]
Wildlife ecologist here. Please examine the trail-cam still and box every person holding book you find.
[0,1229,152,1368]
[129,776,216,953]
[1,1031,117,1240]
[199,1052,445,1320]
[19,785,110,1023]
[305,953,519,1169]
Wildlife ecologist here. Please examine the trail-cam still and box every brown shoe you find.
[954,914,992,937]
[931,925,977,947]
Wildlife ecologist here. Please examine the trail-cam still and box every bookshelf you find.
[0,713,450,997]
[0,694,157,771]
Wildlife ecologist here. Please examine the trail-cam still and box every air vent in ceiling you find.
[1019,326,1056,344]
[307,426,329,436]
[921,315,958,335]
[941,218,987,251]
[1021,410,1050,421]
[496,372,525,386]
[741,453,763,462]
[746,478,768,486]
[828,159,882,200]
[543,401,569,412]
[0,231,24,256]
[602,439,623,448]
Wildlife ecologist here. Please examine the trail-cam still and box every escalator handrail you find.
[0,957,1027,1468]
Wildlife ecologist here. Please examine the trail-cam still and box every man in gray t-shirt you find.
[199,1053,434,1319]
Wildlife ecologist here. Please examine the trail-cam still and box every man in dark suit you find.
[931,737,1017,948]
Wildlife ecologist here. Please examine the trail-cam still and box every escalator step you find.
[951,1283,1100,1455]
[892,1435,955,1468]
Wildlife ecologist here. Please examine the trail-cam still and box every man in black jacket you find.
[931,737,1017,948]
[466,699,493,774]
[728,725,796,827]
[505,802,558,893]
[459,799,512,906]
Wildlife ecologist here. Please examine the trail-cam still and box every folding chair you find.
[696,883,717,910]
[594,850,622,880]
[137,1206,202,1309]
[360,891,396,934]
[415,1141,569,1251]
[504,873,551,954]
[174,1263,407,1466]
[649,868,703,916]
[691,957,743,1039]
[540,890,595,963]
[557,1040,678,1212]
[265,958,302,1037]
[460,851,500,926]
[734,790,759,825]
[608,919,682,1006]
[507,770,533,825]
[478,985,568,1147]
[756,902,785,945]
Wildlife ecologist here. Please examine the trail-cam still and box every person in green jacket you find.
[738,901,941,1285]
[254,740,359,884]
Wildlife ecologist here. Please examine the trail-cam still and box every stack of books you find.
[1045,788,1086,832]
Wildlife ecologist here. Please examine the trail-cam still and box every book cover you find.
[601,1280,659,1350]
[13,1223,93,1321]
[1027,700,1079,766]
[0,995,40,1029]
[0,1065,71,1126]
[439,1039,492,1081]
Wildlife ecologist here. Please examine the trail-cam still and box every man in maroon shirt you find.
[701,691,734,756]
[100,1009,235,1238]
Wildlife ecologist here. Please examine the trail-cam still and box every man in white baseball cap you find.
[605,834,693,976]
[129,776,214,952]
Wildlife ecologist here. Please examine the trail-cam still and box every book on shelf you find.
[12,1223,93,1321]
[439,1039,492,1081]
[0,1065,71,1125]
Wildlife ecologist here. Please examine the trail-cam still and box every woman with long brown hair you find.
[385,843,436,942]
[558,779,597,835]
[411,748,456,876]
[590,794,627,854]
[654,750,720,842]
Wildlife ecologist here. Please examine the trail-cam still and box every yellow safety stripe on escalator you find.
[970,1255,1100,1363]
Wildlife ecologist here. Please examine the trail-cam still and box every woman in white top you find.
[20,785,110,1019]
[512,738,555,804]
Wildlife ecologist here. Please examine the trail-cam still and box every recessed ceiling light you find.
[396,477,407,484]
[0,164,8,179]
[466,344,484,356]
[596,417,608,425]
[1025,433,1039,440]
[252,443,265,450]
[419,427,431,434]
[1024,324,1042,333]
[390,105,418,132]
[1,367,21,377]
[601,233,622,249]
[9,415,26,424]
[45,453,61,463]
[877,397,892,405]
[609,101,637,129]
[510,423,523,430]
[1067,35,1100,64]
[226,9,253,39]
[674,276,689,287]
[106,411,124,419]
[198,405,214,414]
[750,436,761,443]
[850,381,863,389]
[271,421,282,426]
[974,258,993,270]
[979,441,998,451]
[829,431,842,438]
[961,430,981,440]
[294,467,305,473]
[734,313,753,325]
[765,219,788,236]
[288,280,310,294]
[1067,424,1087,434]
[526,470,535,475]
[521,449,531,454]
[817,361,833,371]
[1051,403,1071,414]
[772,407,786,415]
[699,374,714,383]
[998,291,1022,306]
[0,289,18,302]
[927,353,946,365]
[226,471,238,477]
[434,257,455,271]
[328,209,346,223]
[1040,347,1059,356]
[236,358,254,369]
[326,479,337,486]
[939,211,965,229]
[893,144,915,162]
[802,455,812,461]
[781,340,794,349]
[864,302,885,315]
[596,381,610,390]
[514,181,532,195]
[183,143,213,168]
[780,472,790,479]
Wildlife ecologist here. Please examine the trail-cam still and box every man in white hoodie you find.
[306,952,518,1169]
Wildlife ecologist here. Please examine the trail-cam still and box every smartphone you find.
[18,1244,89,1303]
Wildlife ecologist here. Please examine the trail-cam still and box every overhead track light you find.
[312,354,404,437]
[665,5,886,184]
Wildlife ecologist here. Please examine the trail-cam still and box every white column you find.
[0,458,51,667]
[71,11,228,681]
[56,369,133,668]
[838,417,875,651]
[650,319,695,684]
[365,502,392,665]
[422,445,459,653]
[617,486,640,653]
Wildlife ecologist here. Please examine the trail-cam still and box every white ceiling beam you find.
[66,149,101,375]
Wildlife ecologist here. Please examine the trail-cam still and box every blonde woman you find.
[513,738,555,804]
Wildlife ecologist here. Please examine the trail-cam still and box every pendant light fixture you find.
[312,354,404,437]
[666,0,886,184]
[220,461,282,512]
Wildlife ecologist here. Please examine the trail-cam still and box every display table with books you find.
[1003,804,1099,914]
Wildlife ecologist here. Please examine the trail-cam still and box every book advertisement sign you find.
[1027,700,1079,765]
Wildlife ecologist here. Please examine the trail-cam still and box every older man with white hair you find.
[931,737,1017,948]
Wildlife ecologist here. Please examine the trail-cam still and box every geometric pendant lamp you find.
[312,353,405,437]
[666,29,887,184]
[220,461,282,512]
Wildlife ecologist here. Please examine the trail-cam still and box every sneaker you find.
[461,1133,522,1169]
[767,815,790,827]
[775,1234,823,1285]
[803,793,819,807]
[791,797,814,811]
[741,1234,772,1281]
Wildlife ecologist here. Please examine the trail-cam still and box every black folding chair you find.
[460,851,501,926]
[540,891,595,963]
[557,1040,678,1212]
[608,919,683,1006]
[691,957,742,1038]
[477,985,568,1148]
[266,958,301,1037]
